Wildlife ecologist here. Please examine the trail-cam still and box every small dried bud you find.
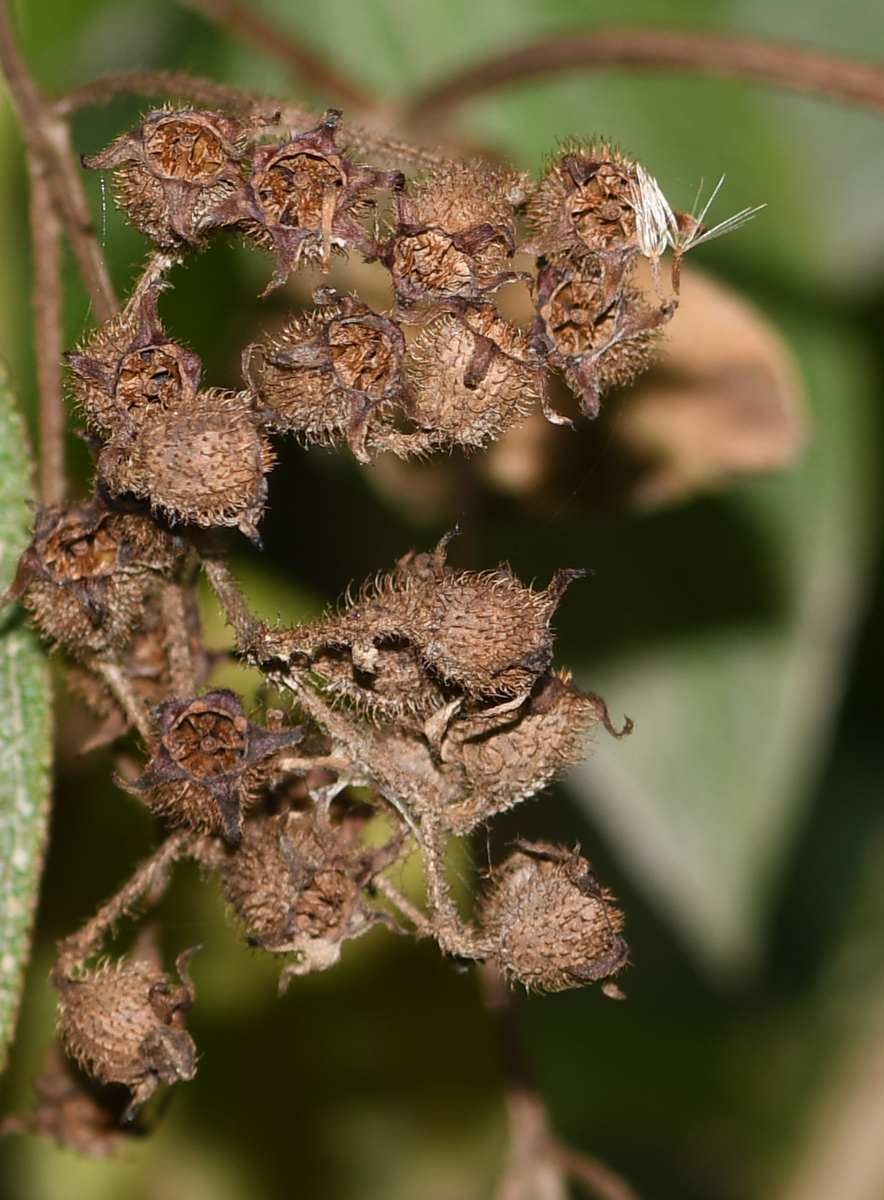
[405,305,545,449]
[245,292,407,463]
[477,842,628,992]
[124,689,306,842]
[53,949,199,1119]
[383,162,525,303]
[83,109,252,248]
[523,141,641,263]
[534,260,673,417]
[440,671,631,834]
[241,110,400,292]
[222,805,398,982]
[66,282,203,437]
[98,387,274,543]
[2,503,183,659]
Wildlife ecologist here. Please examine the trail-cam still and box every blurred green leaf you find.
[568,316,878,979]
[0,367,52,1073]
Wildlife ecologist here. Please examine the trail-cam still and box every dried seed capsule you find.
[221,805,398,982]
[245,292,407,463]
[333,536,585,701]
[405,305,545,449]
[67,281,203,437]
[383,162,526,304]
[98,387,274,543]
[534,260,673,418]
[477,842,628,992]
[53,949,199,1120]
[2,503,183,659]
[241,110,401,292]
[523,141,641,263]
[124,689,306,842]
[440,671,631,834]
[83,109,252,248]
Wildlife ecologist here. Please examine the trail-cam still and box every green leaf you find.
[0,367,52,1073]
[568,316,878,981]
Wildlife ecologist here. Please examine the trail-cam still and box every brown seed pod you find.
[245,292,407,463]
[66,281,203,437]
[53,949,199,1120]
[477,842,628,992]
[523,141,641,263]
[123,689,307,842]
[83,109,253,248]
[328,536,585,702]
[2,502,184,659]
[404,304,545,449]
[439,671,631,834]
[221,804,399,982]
[534,260,673,418]
[383,162,526,304]
[97,386,274,543]
[241,109,402,292]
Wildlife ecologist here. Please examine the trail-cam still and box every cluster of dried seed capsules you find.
[6,100,744,1141]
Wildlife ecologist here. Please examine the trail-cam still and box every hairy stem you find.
[26,149,64,506]
[160,582,197,698]
[406,29,884,128]
[55,830,195,969]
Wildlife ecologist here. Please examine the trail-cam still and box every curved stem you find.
[54,69,268,117]
[406,30,884,129]
[176,0,377,112]
[0,0,116,322]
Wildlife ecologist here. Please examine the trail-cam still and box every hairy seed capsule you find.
[53,949,199,1120]
[478,842,628,992]
[383,162,526,304]
[241,110,401,292]
[440,671,631,833]
[2,503,184,659]
[83,109,253,248]
[523,141,642,263]
[222,805,398,983]
[245,292,407,463]
[124,689,307,842]
[97,387,274,543]
[534,260,673,418]
[405,305,544,449]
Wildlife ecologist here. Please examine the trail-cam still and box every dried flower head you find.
[66,282,203,437]
[477,842,628,992]
[2,502,183,659]
[83,109,253,248]
[241,110,401,292]
[523,141,642,262]
[124,689,306,842]
[221,804,399,983]
[534,260,673,417]
[53,949,199,1120]
[404,305,545,449]
[245,291,407,463]
[383,162,526,304]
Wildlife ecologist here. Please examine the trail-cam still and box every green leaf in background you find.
[0,367,52,1073]
[568,317,878,980]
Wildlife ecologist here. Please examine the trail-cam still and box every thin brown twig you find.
[94,660,155,745]
[55,830,195,969]
[176,0,376,112]
[0,0,116,322]
[53,69,267,117]
[371,872,433,938]
[405,29,884,129]
[160,582,197,698]
[553,1143,643,1200]
[26,149,64,506]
